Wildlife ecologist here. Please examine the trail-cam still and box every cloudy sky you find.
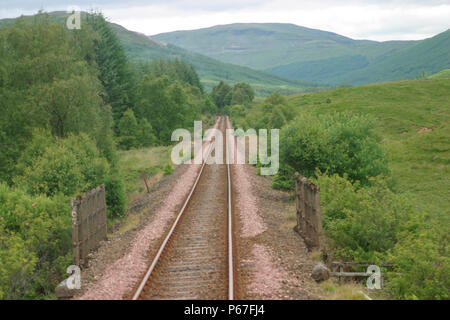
[1,0,449,41]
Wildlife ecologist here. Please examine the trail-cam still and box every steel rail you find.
[226,116,234,300]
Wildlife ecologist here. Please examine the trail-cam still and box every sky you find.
[1,0,449,41]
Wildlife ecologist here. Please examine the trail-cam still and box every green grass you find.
[118,146,173,203]
[318,279,382,300]
[287,78,450,218]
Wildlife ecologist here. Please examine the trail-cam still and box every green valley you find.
[153,23,449,86]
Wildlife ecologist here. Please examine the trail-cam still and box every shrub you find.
[271,164,296,190]
[163,163,174,176]
[0,184,71,299]
[104,174,126,218]
[315,173,419,262]
[280,111,388,185]
[388,221,449,300]
[15,133,110,197]
[16,144,83,197]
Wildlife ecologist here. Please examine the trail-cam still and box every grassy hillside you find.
[266,54,369,84]
[288,78,450,218]
[329,30,450,85]
[153,23,415,71]
[428,68,450,79]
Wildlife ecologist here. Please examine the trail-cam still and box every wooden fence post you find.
[141,171,150,193]
[294,172,322,251]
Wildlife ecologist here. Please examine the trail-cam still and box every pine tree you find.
[86,12,133,123]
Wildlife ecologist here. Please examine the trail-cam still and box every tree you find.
[117,109,138,150]
[86,12,134,122]
[232,83,255,105]
[211,81,232,109]
[0,14,110,181]
[137,118,157,147]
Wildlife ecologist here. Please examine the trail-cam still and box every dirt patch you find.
[418,126,435,133]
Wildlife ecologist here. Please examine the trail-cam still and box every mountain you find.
[324,29,450,85]
[268,29,450,85]
[109,23,325,95]
[153,23,450,85]
[152,23,417,70]
[0,13,325,96]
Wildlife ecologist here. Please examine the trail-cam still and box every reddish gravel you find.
[243,244,286,299]
[227,116,317,300]
[233,164,267,238]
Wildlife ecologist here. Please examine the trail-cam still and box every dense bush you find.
[388,221,449,300]
[315,173,419,261]
[15,132,110,197]
[280,111,388,185]
[104,174,126,218]
[237,92,293,131]
[315,172,448,299]
[271,164,296,190]
[0,184,71,299]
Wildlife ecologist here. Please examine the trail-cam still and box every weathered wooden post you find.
[294,172,322,251]
[141,171,150,193]
[71,185,107,267]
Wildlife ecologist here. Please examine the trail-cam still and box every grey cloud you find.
[0,0,269,12]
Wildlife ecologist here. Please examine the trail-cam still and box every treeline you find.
[0,12,215,299]
[229,94,448,299]
[211,81,255,111]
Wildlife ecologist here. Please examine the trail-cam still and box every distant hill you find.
[153,23,450,86]
[428,68,450,79]
[0,13,325,96]
[153,23,416,70]
[266,55,370,84]
[109,23,325,95]
[327,30,450,85]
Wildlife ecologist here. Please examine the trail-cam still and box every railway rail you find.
[131,116,236,300]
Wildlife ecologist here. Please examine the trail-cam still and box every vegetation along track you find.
[132,116,237,300]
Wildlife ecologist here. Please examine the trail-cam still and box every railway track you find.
[132,116,237,300]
